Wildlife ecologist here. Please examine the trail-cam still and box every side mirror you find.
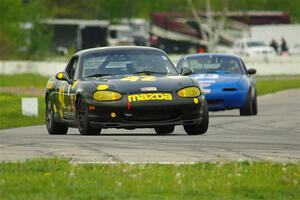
[55,72,71,83]
[247,68,256,75]
[180,67,193,76]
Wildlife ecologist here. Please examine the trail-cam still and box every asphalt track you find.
[0,89,299,163]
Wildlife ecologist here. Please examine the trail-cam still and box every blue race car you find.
[176,53,257,116]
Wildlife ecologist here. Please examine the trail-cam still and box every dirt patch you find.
[0,87,44,96]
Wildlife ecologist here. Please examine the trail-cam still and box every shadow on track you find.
[209,114,240,118]
[66,133,187,136]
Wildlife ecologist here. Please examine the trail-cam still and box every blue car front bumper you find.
[204,90,248,111]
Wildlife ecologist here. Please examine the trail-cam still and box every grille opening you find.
[222,88,237,91]
[121,109,180,122]
[207,99,223,105]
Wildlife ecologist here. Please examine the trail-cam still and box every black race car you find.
[45,47,209,135]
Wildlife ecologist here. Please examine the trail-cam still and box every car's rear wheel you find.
[154,126,175,135]
[240,89,254,116]
[46,98,68,135]
[77,97,101,135]
[184,100,209,135]
[252,92,258,115]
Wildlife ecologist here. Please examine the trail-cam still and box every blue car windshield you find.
[180,56,243,74]
[81,49,178,77]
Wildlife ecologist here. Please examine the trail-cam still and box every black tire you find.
[46,98,68,135]
[240,89,253,116]
[154,126,175,135]
[184,100,209,135]
[252,92,258,115]
[76,97,101,135]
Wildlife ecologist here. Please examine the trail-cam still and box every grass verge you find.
[0,73,49,88]
[0,93,45,130]
[255,75,300,95]
[0,158,299,199]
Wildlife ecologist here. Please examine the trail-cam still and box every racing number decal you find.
[121,76,140,82]
[140,76,156,81]
[121,76,156,82]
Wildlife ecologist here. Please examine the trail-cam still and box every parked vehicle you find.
[290,43,300,55]
[233,38,276,56]
[150,11,291,54]
[150,12,207,54]
[121,18,150,46]
[107,25,134,46]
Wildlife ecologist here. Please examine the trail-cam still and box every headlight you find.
[177,87,201,98]
[93,91,122,101]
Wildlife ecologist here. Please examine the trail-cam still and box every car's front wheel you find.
[240,89,257,116]
[155,126,175,135]
[76,97,101,135]
[46,98,68,135]
[184,100,209,135]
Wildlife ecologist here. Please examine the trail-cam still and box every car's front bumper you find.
[84,94,206,128]
[205,90,248,110]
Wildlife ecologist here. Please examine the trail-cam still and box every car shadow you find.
[101,133,186,136]
[66,133,191,136]
[209,114,241,118]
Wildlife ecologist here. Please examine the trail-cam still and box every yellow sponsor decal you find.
[58,82,66,109]
[128,93,172,102]
[97,84,109,90]
[121,76,156,82]
[53,104,57,113]
[59,109,63,118]
[71,80,79,89]
[46,81,54,89]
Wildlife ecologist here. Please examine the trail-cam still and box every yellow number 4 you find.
[121,76,140,82]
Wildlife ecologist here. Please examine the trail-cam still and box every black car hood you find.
[82,75,194,94]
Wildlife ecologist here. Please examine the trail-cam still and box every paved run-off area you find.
[0,90,299,163]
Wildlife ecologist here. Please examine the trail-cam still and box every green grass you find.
[0,73,49,88]
[255,75,300,95]
[0,93,45,130]
[0,158,299,199]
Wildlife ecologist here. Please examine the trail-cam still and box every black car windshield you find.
[81,49,178,77]
[179,55,242,74]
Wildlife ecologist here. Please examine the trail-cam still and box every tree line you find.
[0,0,299,59]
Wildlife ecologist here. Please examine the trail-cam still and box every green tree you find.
[22,0,52,59]
[0,0,25,59]
[0,0,299,60]
[0,0,52,59]
[45,0,101,19]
